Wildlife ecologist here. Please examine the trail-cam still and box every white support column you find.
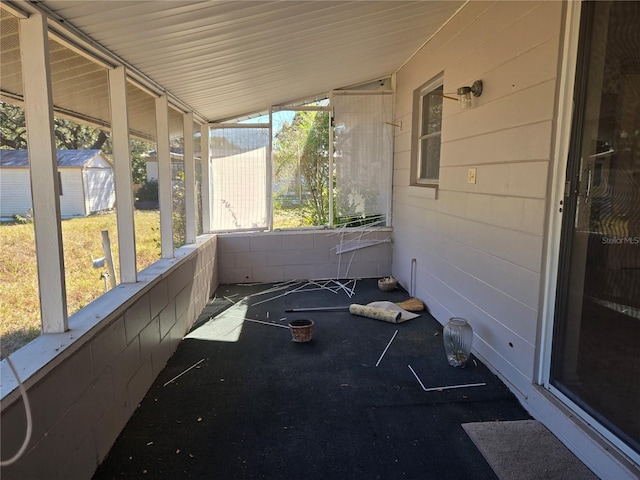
[155,96,173,257]
[183,113,196,243]
[20,12,68,332]
[108,66,137,282]
[200,123,212,233]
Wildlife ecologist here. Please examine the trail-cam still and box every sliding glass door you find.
[551,1,640,458]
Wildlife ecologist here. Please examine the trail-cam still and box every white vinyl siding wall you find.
[0,168,87,218]
[0,169,32,218]
[59,168,87,217]
[84,168,115,213]
[392,3,637,478]
[392,0,561,390]
[1,153,116,219]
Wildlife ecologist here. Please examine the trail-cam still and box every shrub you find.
[136,180,158,202]
[12,208,33,224]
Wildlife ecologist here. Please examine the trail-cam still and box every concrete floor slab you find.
[93,279,530,479]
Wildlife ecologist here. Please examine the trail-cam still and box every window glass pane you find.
[422,85,443,135]
[0,109,41,356]
[169,108,185,249]
[194,121,203,236]
[127,82,160,272]
[333,93,393,226]
[420,135,441,181]
[211,127,269,231]
[550,0,640,456]
[272,110,330,228]
[48,37,119,319]
[0,11,38,355]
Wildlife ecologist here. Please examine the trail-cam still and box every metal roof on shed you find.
[0,149,106,168]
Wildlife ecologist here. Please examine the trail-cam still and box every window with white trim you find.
[412,74,443,185]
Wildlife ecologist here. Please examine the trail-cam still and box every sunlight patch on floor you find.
[186,303,248,342]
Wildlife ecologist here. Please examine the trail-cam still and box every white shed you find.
[0,149,115,219]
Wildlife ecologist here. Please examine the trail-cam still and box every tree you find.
[0,102,27,149]
[54,118,109,151]
[0,101,111,150]
[300,111,330,224]
[130,139,151,184]
[272,110,330,225]
[1,101,149,183]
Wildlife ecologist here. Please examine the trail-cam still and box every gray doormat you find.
[462,420,600,480]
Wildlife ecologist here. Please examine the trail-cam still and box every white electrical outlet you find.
[468,168,477,184]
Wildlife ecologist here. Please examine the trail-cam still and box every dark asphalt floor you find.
[93,279,530,479]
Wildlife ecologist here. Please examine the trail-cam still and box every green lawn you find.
[0,210,161,356]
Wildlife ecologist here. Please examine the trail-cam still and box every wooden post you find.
[101,230,117,289]
[184,113,196,243]
[108,65,137,283]
[200,123,211,232]
[156,96,174,257]
[20,12,68,332]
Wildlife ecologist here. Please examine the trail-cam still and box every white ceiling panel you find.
[3,1,463,123]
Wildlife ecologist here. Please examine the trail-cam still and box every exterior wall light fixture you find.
[457,80,483,109]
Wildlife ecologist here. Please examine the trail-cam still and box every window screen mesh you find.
[333,93,393,226]
[210,127,269,231]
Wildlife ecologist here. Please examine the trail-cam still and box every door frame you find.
[539,0,640,464]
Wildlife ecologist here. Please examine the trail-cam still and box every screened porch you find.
[1,1,638,479]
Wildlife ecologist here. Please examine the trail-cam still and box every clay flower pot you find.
[289,319,314,342]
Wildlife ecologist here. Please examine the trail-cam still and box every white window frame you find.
[412,73,443,186]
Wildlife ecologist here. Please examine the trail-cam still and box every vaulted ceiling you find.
[1,1,463,129]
